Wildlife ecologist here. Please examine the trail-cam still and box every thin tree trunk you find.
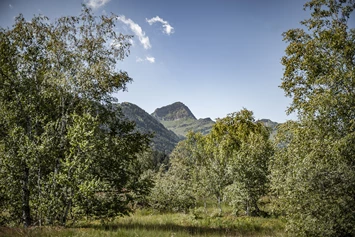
[217,195,222,215]
[38,165,42,227]
[23,116,32,227]
[245,200,250,216]
[22,166,31,227]
[62,197,72,226]
[203,197,207,214]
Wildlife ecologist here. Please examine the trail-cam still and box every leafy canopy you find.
[271,0,355,236]
[0,6,151,227]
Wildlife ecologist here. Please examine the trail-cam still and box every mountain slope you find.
[152,102,215,138]
[257,119,280,139]
[120,102,180,154]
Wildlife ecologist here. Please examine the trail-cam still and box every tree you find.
[149,110,272,216]
[208,109,272,216]
[148,140,196,212]
[0,6,151,227]
[271,0,355,235]
[185,132,211,212]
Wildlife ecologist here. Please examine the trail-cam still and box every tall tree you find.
[208,109,272,216]
[149,110,272,216]
[0,6,151,227]
[271,0,355,236]
[148,140,196,212]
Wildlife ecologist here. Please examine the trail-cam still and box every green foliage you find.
[271,121,355,236]
[150,109,273,216]
[148,141,196,212]
[207,110,272,216]
[0,6,151,227]
[271,0,355,236]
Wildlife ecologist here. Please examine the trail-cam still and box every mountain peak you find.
[152,102,197,121]
[119,102,180,153]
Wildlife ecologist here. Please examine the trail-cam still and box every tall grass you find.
[0,209,286,237]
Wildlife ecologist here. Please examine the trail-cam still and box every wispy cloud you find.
[136,56,155,63]
[117,15,151,49]
[9,4,13,9]
[146,16,174,35]
[84,0,111,10]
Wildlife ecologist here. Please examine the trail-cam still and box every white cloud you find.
[146,56,155,63]
[117,15,151,49]
[9,4,13,9]
[146,16,174,35]
[136,56,155,63]
[84,0,111,10]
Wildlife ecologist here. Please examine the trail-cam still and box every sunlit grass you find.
[0,209,286,237]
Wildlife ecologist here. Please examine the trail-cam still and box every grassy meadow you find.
[0,208,285,237]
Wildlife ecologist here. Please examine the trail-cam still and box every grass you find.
[161,118,214,138]
[0,209,286,237]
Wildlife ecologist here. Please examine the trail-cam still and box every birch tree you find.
[271,0,355,235]
[0,6,150,227]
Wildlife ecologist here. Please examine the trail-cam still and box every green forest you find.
[1,0,355,236]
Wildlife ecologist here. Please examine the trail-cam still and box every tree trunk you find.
[62,184,73,226]
[217,195,222,215]
[37,166,42,227]
[62,198,72,226]
[245,199,260,216]
[245,200,250,216]
[203,197,207,214]
[22,166,31,227]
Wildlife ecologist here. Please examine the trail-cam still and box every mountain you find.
[119,101,279,154]
[151,102,196,121]
[119,102,180,154]
[151,102,215,138]
[257,119,280,139]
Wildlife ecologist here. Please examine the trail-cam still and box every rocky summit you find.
[151,102,215,139]
[151,102,196,121]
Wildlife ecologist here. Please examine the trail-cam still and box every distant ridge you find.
[119,102,180,154]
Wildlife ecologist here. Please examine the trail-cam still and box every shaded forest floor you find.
[0,210,286,237]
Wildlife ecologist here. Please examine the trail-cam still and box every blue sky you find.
[0,0,312,122]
